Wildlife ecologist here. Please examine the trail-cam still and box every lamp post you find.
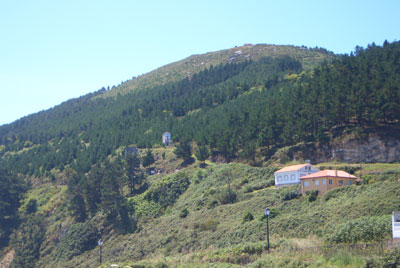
[264,208,270,251]
[98,239,103,264]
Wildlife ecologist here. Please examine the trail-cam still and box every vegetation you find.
[10,216,45,268]
[0,42,399,267]
[0,169,24,248]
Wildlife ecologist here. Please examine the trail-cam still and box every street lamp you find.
[264,208,270,251]
[98,239,103,264]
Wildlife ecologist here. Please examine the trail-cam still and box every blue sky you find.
[0,0,399,125]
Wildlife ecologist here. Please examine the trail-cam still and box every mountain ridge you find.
[98,43,335,98]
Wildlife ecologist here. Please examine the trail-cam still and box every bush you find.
[243,211,254,223]
[55,221,100,260]
[179,208,189,218]
[10,216,45,268]
[327,215,391,244]
[194,220,219,232]
[306,190,318,202]
[25,199,37,214]
[207,199,218,209]
[216,187,237,205]
[281,189,301,201]
[144,173,190,208]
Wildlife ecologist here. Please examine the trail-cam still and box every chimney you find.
[335,169,338,177]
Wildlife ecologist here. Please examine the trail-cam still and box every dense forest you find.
[0,41,399,177]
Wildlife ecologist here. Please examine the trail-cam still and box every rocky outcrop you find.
[269,133,400,164]
[329,134,400,163]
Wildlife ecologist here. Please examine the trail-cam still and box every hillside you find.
[1,41,400,267]
[7,159,400,268]
[1,42,399,179]
[101,44,334,98]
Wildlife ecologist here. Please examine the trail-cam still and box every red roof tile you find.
[299,170,357,180]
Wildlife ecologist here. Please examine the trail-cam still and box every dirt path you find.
[0,249,14,268]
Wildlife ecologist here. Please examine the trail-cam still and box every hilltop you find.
[101,44,334,98]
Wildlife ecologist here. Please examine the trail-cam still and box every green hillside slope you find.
[22,162,400,268]
[1,41,400,267]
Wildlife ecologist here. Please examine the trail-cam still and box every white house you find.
[274,163,319,188]
[162,132,171,146]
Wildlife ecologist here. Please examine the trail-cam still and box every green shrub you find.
[179,208,189,218]
[327,215,391,244]
[242,211,254,223]
[194,220,219,232]
[25,199,37,214]
[10,216,45,268]
[281,189,301,201]
[306,190,318,202]
[55,221,100,260]
[235,242,265,255]
[144,173,190,208]
[207,199,218,209]
[216,187,237,205]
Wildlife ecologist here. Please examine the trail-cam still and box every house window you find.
[329,179,333,184]
[304,181,310,187]
[315,179,319,186]
[347,180,352,186]
[284,175,288,181]
[278,176,282,182]
[339,180,343,186]
[291,174,295,181]
[322,179,327,185]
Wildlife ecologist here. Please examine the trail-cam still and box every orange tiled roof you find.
[275,163,309,173]
[299,170,357,180]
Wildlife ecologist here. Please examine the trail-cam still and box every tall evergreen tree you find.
[125,153,143,195]
[0,169,24,248]
[142,149,155,168]
[174,138,192,162]
[195,145,210,164]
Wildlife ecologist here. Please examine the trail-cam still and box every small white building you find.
[274,163,319,188]
[393,211,400,239]
[162,132,171,146]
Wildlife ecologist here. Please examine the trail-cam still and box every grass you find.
[20,184,67,216]
[15,161,400,267]
[96,241,399,268]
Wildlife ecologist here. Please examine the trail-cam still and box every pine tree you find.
[0,169,24,248]
[195,145,210,163]
[125,153,143,195]
[174,139,192,162]
[142,149,155,168]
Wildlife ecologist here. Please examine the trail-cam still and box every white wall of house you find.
[162,132,171,144]
[274,164,319,188]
